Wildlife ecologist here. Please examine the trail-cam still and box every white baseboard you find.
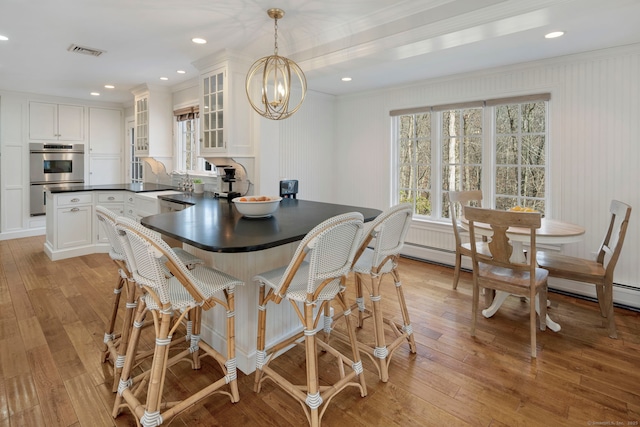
[0,227,45,241]
[401,243,640,311]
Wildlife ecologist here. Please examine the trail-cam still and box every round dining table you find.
[461,216,586,332]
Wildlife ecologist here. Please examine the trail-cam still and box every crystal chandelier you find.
[245,8,307,120]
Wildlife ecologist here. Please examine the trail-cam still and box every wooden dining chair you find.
[448,190,487,290]
[253,212,367,427]
[465,206,549,358]
[537,200,631,338]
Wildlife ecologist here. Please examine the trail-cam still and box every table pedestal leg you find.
[482,291,561,332]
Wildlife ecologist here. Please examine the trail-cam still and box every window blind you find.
[389,93,551,116]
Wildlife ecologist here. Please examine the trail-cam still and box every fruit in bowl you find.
[510,206,537,213]
[232,196,282,218]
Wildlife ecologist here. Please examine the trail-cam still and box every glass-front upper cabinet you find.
[195,54,253,158]
[201,68,225,154]
[130,84,172,161]
[134,95,149,155]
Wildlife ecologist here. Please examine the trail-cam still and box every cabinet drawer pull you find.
[70,207,80,212]
[108,196,115,201]
[71,198,80,203]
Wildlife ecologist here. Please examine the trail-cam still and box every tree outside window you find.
[494,101,546,213]
[393,95,548,219]
[398,113,431,215]
[441,108,483,218]
[178,118,199,171]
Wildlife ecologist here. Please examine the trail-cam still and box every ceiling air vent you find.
[67,44,105,57]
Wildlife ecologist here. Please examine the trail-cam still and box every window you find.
[440,107,483,218]
[128,122,143,183]
[392,94,549,219]
[397,113,431,215]
[174,106,208,172]
[177,118,200,171]
[493,101,547,212]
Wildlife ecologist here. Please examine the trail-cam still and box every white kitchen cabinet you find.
[124,192,136,219]
[198,57,252,157]
[44,190,177,260]
[89,107,122,155]
[88,108,123,184]
[89,156,122,185]
[57,205,93,248]
[94,192,124,243]
[44,191,93,259]
[200,67,225,154]
[134,194,159,220]
[29,101,85,141]
[131,84,172,158]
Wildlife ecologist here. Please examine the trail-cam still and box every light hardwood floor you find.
[1,236,639,426]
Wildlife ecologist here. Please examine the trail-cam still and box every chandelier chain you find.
[273,18,279,56]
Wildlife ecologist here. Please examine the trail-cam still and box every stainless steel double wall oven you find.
[29,143,85,216]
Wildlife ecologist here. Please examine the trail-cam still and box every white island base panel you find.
[184,241,307,375]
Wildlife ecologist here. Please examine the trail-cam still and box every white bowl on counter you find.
[232,196,282,218]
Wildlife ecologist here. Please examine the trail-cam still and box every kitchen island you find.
[44,183,179,260]
[142,195,381,374]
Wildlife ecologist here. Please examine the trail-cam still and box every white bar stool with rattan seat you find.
[253,212,367,427]
[111,216,242,427]
[333,203,416,383]
[96,205,204,392]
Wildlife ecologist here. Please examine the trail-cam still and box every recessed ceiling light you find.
[160,77,169,81]
[545,31,565,39]
[90,92,100,96]
[177,70,186,74]
[341,77,352,82]
[104,84,115,89]
[0,35,8,41]
[192,37,207,44]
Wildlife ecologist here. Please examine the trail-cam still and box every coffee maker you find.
[214,166,241,199]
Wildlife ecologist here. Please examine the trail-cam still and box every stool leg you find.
[189,307,202,370]
[335,292,367,396]
[140,308,173,427]
[102,275,125,363]
[111,278,138,392]
[303,301,321,427]
[112,299,147,418]
[254,284,268,393]
[225,287,240,402]
[369,273,389,382]
[354,273,366,328]
[392,268,416,354]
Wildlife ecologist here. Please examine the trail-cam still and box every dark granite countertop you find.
[47,182,178,193]
[142,195,382,253]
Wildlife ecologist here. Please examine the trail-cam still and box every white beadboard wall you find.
[271,43,640,307]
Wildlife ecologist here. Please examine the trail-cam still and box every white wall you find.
[272,43,640,306]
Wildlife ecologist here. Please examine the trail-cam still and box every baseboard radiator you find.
[401,242,640,313]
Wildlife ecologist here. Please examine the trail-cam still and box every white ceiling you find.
[1,0,640,105]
